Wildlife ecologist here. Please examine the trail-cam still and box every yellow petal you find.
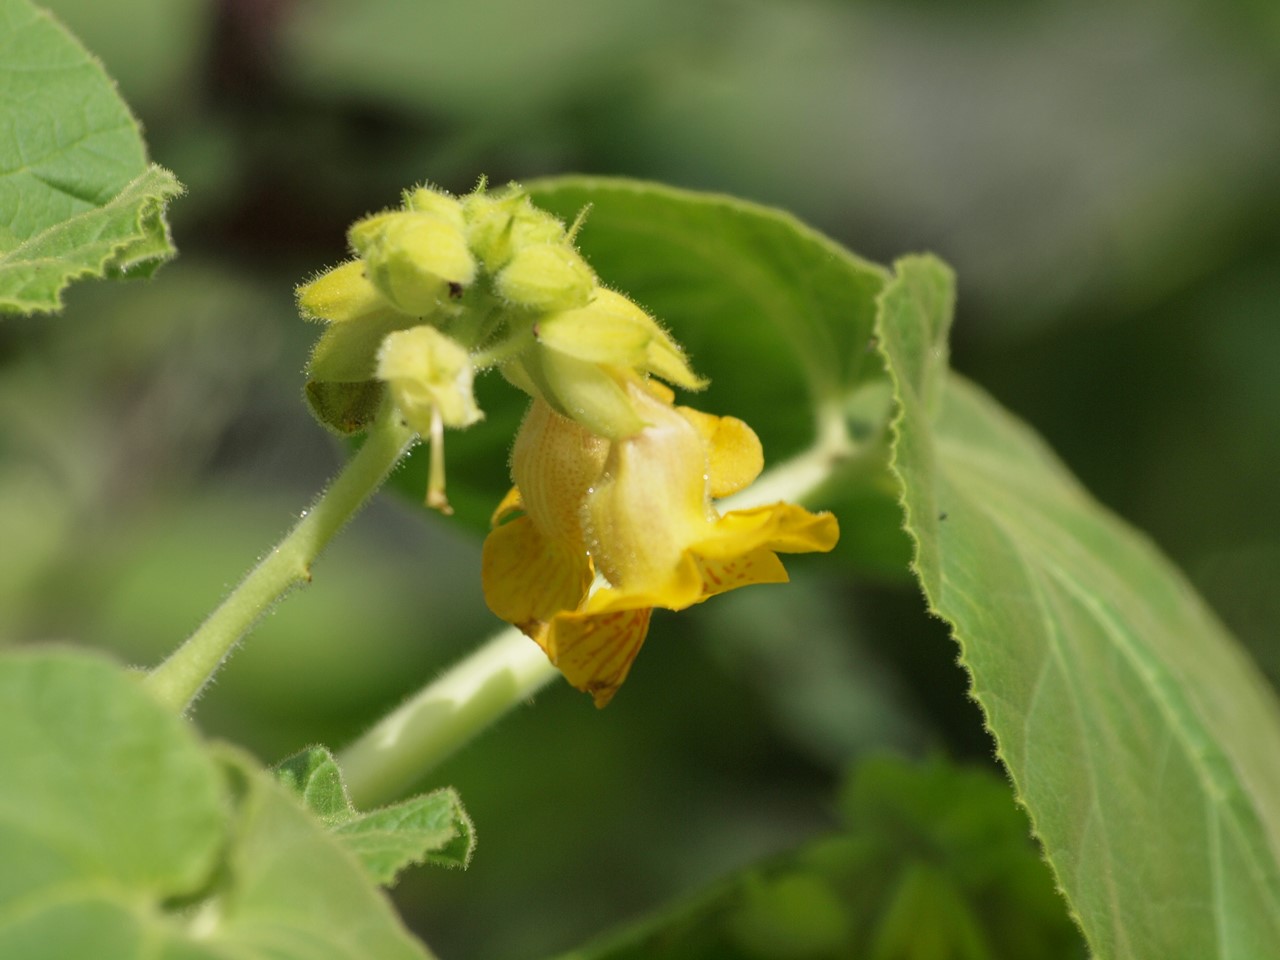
[692,547,790,598]
[481,516,593,635]
[490,486,523,526]
[696,503,840,560]
[544,602,653,708]
[676,407,764,498]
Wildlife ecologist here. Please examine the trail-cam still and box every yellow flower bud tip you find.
[350,211,477,316]
[495,244,596,312]
[296,259,386,323]
[402,185,466,229]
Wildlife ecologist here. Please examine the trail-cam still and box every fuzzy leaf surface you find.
[0,650,435,959]
[0,0,181,314]
[878,256,1280,959]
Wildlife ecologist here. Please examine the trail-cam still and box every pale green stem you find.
[144,409,418,713]
[340,626,559,808]
[338,409,855,807]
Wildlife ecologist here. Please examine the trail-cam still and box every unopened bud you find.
[350,211,476,315]
[496,243,595,312]
[463,189,566,271]
[297,260,385,323]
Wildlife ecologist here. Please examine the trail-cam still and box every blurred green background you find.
[2,0,1277,957]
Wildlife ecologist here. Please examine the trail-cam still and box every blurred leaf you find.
[878,256,1280,958]
[284,0,690,121]
[277,745,476,886]
[556,756,1082,960]
[0,650,435,959]
[0,650,225,957]
[0,0,182,315]
[37,0,208,116]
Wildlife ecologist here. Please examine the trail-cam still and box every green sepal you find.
[521,347,645,440]
[302,290,432,435]
[304,380,386,435]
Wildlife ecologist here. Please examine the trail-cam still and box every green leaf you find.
[277,745,476,885]
[0,650,225,945]
[877,256,1280,958]
[209,748,436,960]
[0,650,435,959]
[334,788,475,883]
[0,0,182,315]
[276,745,356,824]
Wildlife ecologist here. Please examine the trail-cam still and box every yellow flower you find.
[482,381,839,707]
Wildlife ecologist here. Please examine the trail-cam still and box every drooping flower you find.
[482,381,839,707]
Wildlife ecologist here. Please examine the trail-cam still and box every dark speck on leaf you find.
[448,282,464,299]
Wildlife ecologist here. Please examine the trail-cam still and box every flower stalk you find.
[144,407,417,713]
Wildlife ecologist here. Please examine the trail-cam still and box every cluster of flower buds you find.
[297,180,838,706]
[296,181,705,510]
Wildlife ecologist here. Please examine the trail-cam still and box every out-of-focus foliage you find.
[558,756,1085,960]
[5,0,1278,957]
[0,650,438,960]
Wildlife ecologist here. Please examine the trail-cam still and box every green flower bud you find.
[296,260,386,323]
[349,211,476,315]
[536,289,706,390]
[495,243,595,312]
[518,349,645,441]
[403,185,466,228]
[377,325,482,431]
[463,189,566,272]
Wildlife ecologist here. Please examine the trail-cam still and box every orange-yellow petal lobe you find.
[481,516,593,636]
[686,503,838,598]
[676,406,764,499]
[698,503,840,559]
[691,547,790,599]
[490,486,524,526]
[543,599,653,708]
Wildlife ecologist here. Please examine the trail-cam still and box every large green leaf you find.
[0,0,182,315]
[878,256,1280,958]
[0,650,435,960]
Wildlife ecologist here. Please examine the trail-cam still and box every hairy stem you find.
[340,626,559,808]
[144,409,417,713]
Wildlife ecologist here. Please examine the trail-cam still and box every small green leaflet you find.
[276,745,476,885]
